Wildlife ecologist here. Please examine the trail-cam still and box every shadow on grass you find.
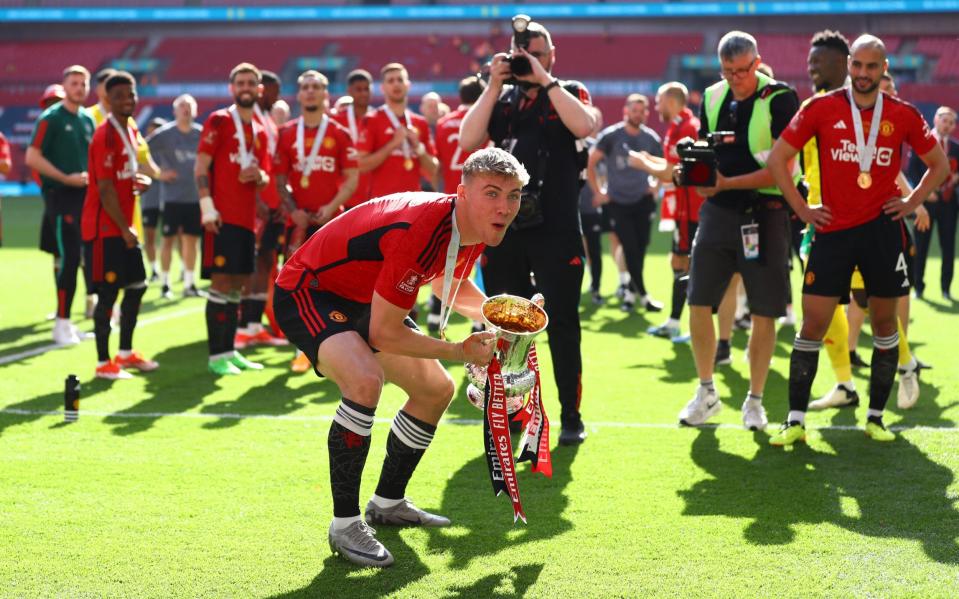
[0,377,114,437]
[104,340,218,436]
[678,427,959,564]
[271,445,573,596]
[198,369,339,430]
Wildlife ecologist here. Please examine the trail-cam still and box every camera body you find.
[504,14,535,84]
[674,131,735,187]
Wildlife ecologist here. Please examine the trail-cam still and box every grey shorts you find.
[687,199,790,318]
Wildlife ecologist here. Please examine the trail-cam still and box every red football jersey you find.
[781,89,936,233]
[198,108,269,232]
[82,120,138,241]
[357,107,436,199]
[276,192,483,310]
[253,107,282,210]
[435,106,479,194]
[0,132,10,166]
[331,105,372,208]
[275,117,357,212]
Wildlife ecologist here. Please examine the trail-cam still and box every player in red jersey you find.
[630,81,706,341]
[80,72,159,379]
[235,69,288,349]
[194,63,271,376]
[273,147,526,568]
[357,63,438,199]
[767,35,949,445]
[435,76,486,195]
[0,130,9,247]
[331,69,373,208]
[275,70,359,372]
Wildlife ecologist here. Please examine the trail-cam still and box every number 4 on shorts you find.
[896,252,909,288]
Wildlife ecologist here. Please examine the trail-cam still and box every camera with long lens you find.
[504,14,534,83]
[673,131,735,187]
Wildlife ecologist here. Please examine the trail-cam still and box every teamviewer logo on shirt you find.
[396,269,423,294]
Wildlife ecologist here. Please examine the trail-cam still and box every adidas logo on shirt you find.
[833,120,847,130]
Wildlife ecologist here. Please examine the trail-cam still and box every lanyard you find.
[296,115,329,179]
[253,104,277,155]
[346,104,358,142]
[847,87,884,175]
[438,204,478,339]
[229,105,253,168]
[108,114,137,176]
[383,107,412,159]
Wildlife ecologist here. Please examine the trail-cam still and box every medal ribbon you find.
[438,203,478,339]
[107,115,137,177]
[229,105,254,168]
[383,107,413,161]
[346,104,359,142]
[296,115,329,182]
[514,344,552,477]
[484,355,526,523]
[253,104,277,155]
[847,86,884,176]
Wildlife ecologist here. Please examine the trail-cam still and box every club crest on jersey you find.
[323,136,336,149]
[396,269,423,294]
[880,120,895,137]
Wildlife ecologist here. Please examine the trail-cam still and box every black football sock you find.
[670,269,688,321]
[205,290,232,357]
[329,398,375,518]
[93,286,119,363]
[118,284,146,351]
[788,336,822,413]
[374,410,436,501]
[869,333,900,413]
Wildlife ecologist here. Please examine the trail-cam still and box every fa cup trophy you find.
[465,294,552,523]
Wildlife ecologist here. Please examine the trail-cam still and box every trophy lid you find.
[481,294,548,335]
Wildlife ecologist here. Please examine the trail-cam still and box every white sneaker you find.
[679,386,721,426]
[809,384,860,410]
[897,368,920,410]
[53,319,81,346]
[68,322,90,341]
[741,397,768,431]
[778,312,796,327]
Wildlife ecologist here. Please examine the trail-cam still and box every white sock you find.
[160,271,169,286]
[118,349,132,358]
[151,260,159,273]
[184,270,195,288]
[332,515,362,531]
[788,410,806,425]
[619,272,630,285]
[55,317,70,327]
[665,318,680,328]
[371,494,404,509]
[902,356,917,372]
[837,380,856,391]
[867,409,883,419]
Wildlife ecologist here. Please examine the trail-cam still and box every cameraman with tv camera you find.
[672,31,800,430]
[460,15,596,446]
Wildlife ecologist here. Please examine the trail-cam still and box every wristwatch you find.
[543,79,561,92]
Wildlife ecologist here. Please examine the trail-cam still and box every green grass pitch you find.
[2,196,959,597]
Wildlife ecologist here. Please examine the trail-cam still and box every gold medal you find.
[857,172,872,189]
[300,175,310,189]
[403,158,415,171]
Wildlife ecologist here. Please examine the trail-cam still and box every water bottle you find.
[64,374,80,422]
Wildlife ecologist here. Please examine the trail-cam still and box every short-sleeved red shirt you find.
[663,107,705,224]
[0,132,10,165]
[82,120,138,241]
[331,105,372,208]
[253,107,282,210]
[781,89,937,233]
[435,105,478,194]
[197,108,269,232]
[357,107,436,199]
[276,192,483,309]
[275,117,357,212]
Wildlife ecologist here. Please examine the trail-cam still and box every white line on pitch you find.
[2,407,958,433]
[0,306,204,366]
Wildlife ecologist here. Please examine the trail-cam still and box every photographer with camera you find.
[674,31,800,430]
[460,16,596,446]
